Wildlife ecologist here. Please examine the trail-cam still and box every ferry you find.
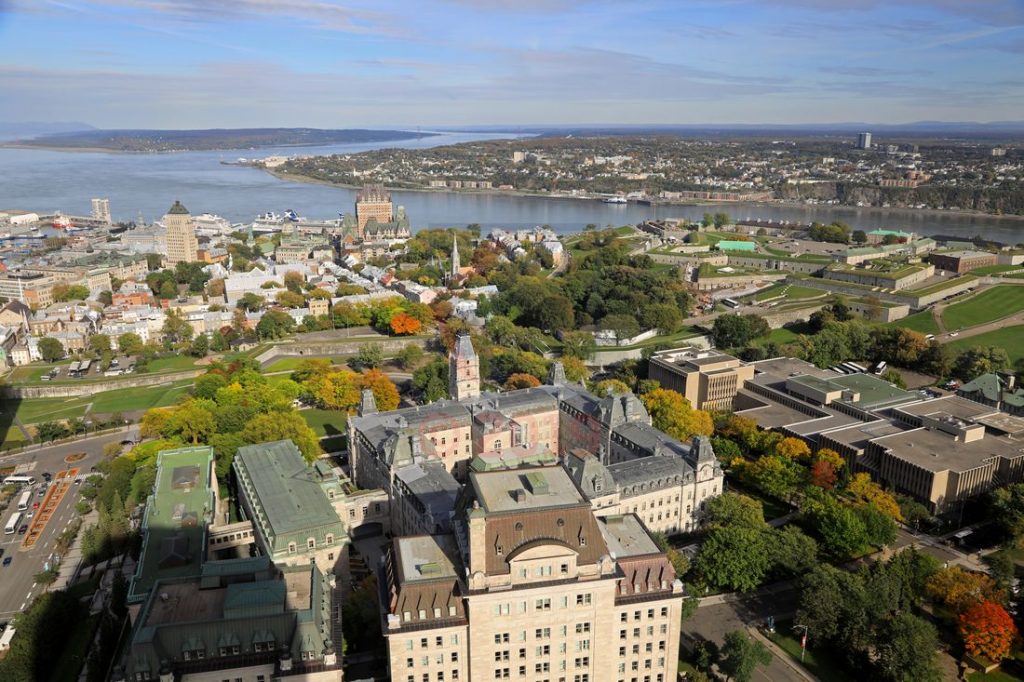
[52,214,74,229]
[602,196,627,204]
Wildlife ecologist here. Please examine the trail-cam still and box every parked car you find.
[18,525,28,535]
[2,557,11,567]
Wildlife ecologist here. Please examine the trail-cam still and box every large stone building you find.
[355,184,393,236]
[119,445,345,682]
[164,200,199,266]
[349,336,725,539]
[927,250,998,273]
[381,465,684,682]
[234,440,349,578]
[648,347,754,411]
[959,372,1024,417]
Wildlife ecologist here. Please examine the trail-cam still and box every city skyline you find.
[1,0,1023,129]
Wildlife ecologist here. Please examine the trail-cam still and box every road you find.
[0,431,126,622]
[684,583,807,682]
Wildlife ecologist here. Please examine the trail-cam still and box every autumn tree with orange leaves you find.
[389,312,422,336]
[505,373,542,390]
[959,600,1017,662]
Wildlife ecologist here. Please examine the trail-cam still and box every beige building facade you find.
[164,200,199,265]
[355,184,393,236]
[648,347,754,411]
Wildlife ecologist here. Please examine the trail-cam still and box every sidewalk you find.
[749,626,818,682]
[52,509,98,592]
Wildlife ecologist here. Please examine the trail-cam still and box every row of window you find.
[617,659,666,672]
[494,661,590,678]
[493,640,590,660]
[618,641,668,657]
[619,625,668,639]
[403,605,460,622]
[406,672,459,682]
[620,607,670,623]
[285,534,335,554]
[406,635,461,650]
[407,653,458,667]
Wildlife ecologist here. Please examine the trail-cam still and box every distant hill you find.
[0,121,95,141]
[8,127,435,152]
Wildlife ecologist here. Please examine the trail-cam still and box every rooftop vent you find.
[523,472,549,495]
[511,488,527,503]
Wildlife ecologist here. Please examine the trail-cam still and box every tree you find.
[165,399,216,444]
[593,378,632,396]
[696,526,772,592]
[283,270,304,294]
[926,566,1006,614]
[256,310,295,340]
[359,368,400,412]
[640,388,714,441]
[242,411,321,462]
[852,229,868,244]
[882,368,907,389]
[719,630,771,682]
[88,333,111,354]
[389,312,422,336]
[736,454,803,501]
[704,493,766,530]
[991,483,1024,538]
[959,600,1018,662]
[356,343,384,369]
[396,344,424,369]
[600,313,641,341]
[236,292,266,312]
[162,309,194,345]
[847,473,902,521]
[53,283,90,301]
[275,290,305,308]
[775,437,811,461]
[712,314,770,349]
[769,526,819,576]
[640,303,682,334]
[189,334,209,357]
[159,279,178,299]
[713,212,731,228]
[561,356,589,383]
[194,372,228,399]
[412,358,449,402]
[560,331,597,360]
[808,497,868,558]
[810,460,838,490]
[39,337,65,362]
[505,373,542,390]
[876,613,942,682]
[954,346,1011,382]
[117,332,144,356]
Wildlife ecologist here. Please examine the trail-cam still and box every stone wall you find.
[762,304,827,329]
[2,369,204,399]
[256,336,430,364]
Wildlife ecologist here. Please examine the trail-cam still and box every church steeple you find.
[450,233,461,281]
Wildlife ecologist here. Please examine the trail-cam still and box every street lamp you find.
[792,624,809,662]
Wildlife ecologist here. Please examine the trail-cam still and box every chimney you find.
[468,501,487,576]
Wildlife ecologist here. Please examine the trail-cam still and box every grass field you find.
[264,356,353,374]
[889,310,940,335]
[947,325,1024,364]
[765,327,801,345]
[9,354,202,385]
[769,622,859,682]
[971,264,1023,276]
[0,378,195,427]
[301,408,347,438]
[942,286,1024,329]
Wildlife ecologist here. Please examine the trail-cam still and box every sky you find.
[1,0,1023,129]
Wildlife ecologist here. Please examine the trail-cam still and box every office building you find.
[355,184,393,236]
[648,347,754,411]
[381,465,684,682]
[857,132,872,149]
[927,250,998,273]
[164,200,199,266]
[91,197,112,224]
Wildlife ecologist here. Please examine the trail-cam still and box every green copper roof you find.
[167,200,190,215]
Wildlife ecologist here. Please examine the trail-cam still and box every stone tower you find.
[449,331,480,401]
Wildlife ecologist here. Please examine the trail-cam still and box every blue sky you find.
[1,0,1022,128]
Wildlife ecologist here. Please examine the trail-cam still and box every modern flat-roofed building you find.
[118,556,342,682]
[234,440,348,579]
[648,347,754,411]
[927,250,998,273]
[381,465,684,682]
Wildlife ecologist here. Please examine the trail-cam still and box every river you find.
[2,132,1023,242]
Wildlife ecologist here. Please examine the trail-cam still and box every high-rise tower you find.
[448,331,479,401]
[354,184,393,237]
[164,200,198,266]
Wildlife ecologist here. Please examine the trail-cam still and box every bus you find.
[5,512,22,535]
[67,360,81,377]
[874,361,888,375]
[846,362,869,374]
[723,298,741,309]
[16,489,31,511]
[3,475,36,487]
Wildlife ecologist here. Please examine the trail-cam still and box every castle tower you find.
[358,388,378,416]
[450,233,461,282]
[449,331,480,401]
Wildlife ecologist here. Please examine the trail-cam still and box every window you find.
[421,638,429,648]
[495,633,510,644]
[535,628,551,639]
[451,634,460,645]
[452,652,459,663]
[560,563,569,575]
[536,645,550,656]
[288,542,297,553]
[495,651,510,662]
[326,534,334,545]
[535,663,550,673]
[407,658,414,667]
[575,623,591,634]
[436,636,443,647]
[576,594,591,606]
[307,538,316,549]
[535,598,551,611]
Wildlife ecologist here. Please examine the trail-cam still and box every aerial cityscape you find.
[1,1,1024,682]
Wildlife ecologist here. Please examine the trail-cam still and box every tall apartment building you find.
[382,465,684,682]
[648,347,754,411]
[857,132,872,149]
[355,184,393,237]
[91,197,112,224]
[164,200,198,266]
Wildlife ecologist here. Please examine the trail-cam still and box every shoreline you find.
[0,132,437,156]
[265,168,1024,223]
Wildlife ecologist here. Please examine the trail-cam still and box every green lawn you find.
[144,355,204,373]
[9,354,202,386]
[947,325,1024,364]
[752,283,788,301]
[769,622,859,682]
[968,667,1024,682]
[765,327,801,345]
[971,264,1022,276]
[943,286,1024,329]
[264,355,353,374]
[301,408,347,438]
[90,379,194,413]
[2,397,91,424]
[889,310,940,335]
